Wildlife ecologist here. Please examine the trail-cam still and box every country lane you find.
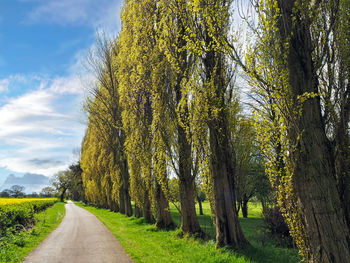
[24,201,133,263]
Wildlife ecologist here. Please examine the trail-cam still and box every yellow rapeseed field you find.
[0,198,57,206]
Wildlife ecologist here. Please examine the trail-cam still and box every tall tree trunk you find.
[155,182,174,229]
[60,188,67,202]
[277,1,350,261]
[175,53,202,235]
[242,195,248,218]
[236,201,242,216]
[209,118,247,247]
[198,200,203,216]
[177,105,201,234]
[335,109,350,229]
[111,199,119,213]
[121,152,133,217]
[178,175,201,234]
[203,32,247,247]
[261,200,266,213]
[135,204,142,218]
[143,190,154,223]
[119,190,126,214]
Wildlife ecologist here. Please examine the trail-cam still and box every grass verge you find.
[76,202,300,263]
[0,202,66,262]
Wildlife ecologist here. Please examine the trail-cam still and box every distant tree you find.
[40,186,55,197]
[196,190,206,216]
[0,189,11,197]
[28,192,39,198]
[10,185,25,197]
[168,178,181,215]
[51,171,70,202]
[68,162,85,202]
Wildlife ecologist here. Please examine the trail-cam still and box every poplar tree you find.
[156,0,203,235]
[242,0,350,261]
[81,37,132,216]
[185,0,248,247]
[118,0,173,228]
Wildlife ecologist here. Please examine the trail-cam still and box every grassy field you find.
[76,201,300,263]
[0,201,65,262]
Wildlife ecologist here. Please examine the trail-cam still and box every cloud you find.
[0,173,50,193]
[25,0,123,33]
[0,74,30,97]
[29,158,63,166]
[49,75,89,94]
[0,73,87,176]
[0,79,9,93]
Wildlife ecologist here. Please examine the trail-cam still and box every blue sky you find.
[0,0,123,191]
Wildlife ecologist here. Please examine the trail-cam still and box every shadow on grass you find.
[78,202,299,263]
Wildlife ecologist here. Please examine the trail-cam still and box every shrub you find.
[0,199,57,235]
[262,206,294,247]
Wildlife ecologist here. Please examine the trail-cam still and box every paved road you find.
[24,201,133,263]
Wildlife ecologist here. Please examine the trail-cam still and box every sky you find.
[0,0,123,192]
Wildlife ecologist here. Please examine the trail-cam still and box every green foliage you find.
[197,191,206,203]
[0,199,57,236]
[242,0,350,260]
[81,36,128,211]
[262,206,293,248]
[0,202,65,262]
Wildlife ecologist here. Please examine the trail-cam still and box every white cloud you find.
[0,74,31,95]
[0,0,122,178]
[25,0,123,34]
[0,157,67,177]
[49,75,89,94]
[0,74,87,176]
[0,79,9,92]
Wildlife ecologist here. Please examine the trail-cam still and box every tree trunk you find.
[60,188,67,202]
[175,70,202,235]
[111,199,119,213]
[203,32,247,247]
[135,204,142,218]
[335,114,350,229]
[209,119,247,247]
[178,175,202,234]
[143,190,154,223]
[277,1,350,261]
[198,200,203,216]
[119,190,126,214]
[261,200,266,213]
[236,200,241,216]
[242,195,248,218]
[155,182,174,229]
[122,157,133,217]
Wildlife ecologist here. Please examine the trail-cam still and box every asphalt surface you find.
[24,201,133,263]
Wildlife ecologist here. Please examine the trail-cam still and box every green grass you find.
[0,202,66,262]
[76,201,300,263]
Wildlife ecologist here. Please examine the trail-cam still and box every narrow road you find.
[24,201,133,263]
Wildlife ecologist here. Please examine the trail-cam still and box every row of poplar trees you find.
[80,0,350,262]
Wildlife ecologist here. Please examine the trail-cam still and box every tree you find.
[232,117,270,218]
[51,171,70,202]
[81,35,132,215]
[157,0,203,235]
[196,190,206,216]
[0,189,11,197]
[118,0,173,227]
[68,162,85,202]
[10,185,25,197]
[185,0,248,247]
[40,186,55,197]
[239,0,350,261]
